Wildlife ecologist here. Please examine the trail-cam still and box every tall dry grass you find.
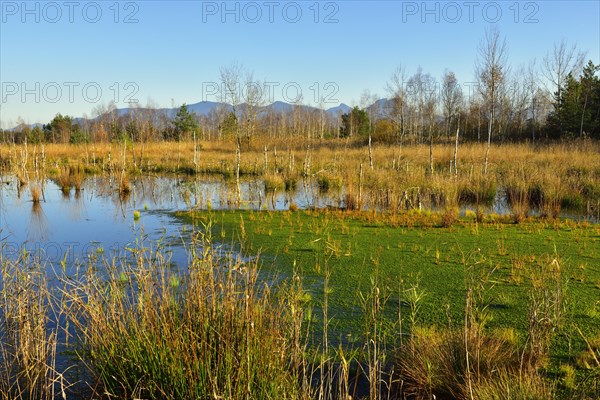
[60,222,310,399]
[393,249,566,400]
[0,250,64,400]
[2,139,598,215]
[0,209,596,398]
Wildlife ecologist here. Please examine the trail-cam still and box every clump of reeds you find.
[62,223,308,399]
[118,173,131,196]
[263,173,285,193]
[506,184,529,224]
[284,176,298,192]
[53,165,85,196]
[458,178,496,206]
[15,171,27,188]
[441,207,458,228]
[30,185,41,204]
[394,249,561,400]
[344,193,359,211]
[0,252,62,400]
[470,368,554,399]
[70,165,84,191]
[57,167,71,195]
[288,201,298,212]
[317,173,342,194]
[527,255,566,369]
[395,326,535,400]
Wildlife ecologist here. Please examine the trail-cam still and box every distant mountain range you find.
[111,100,354,120]
[8,100,380,131]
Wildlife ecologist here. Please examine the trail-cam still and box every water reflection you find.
[1,173,596,267]
[28,201,50,243]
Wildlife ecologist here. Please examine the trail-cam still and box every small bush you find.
[560,193,584,210]
[64,232,306,399]
[264,173,285,192]
[317,173,342,193]
[441,207,458,228]
[395,326,530,400]
[284,176,297,192]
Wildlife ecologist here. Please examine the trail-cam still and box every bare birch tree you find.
[220,62,244,203]
[476,27,509,174]
[441,70,464,174]
[386,66,408,146]
[542,40,586,135]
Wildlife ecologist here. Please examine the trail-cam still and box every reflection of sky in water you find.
[0,175,345,271]
[0,174,595,264]
[0,176,189,271]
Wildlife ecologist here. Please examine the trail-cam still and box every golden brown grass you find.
[30,186,41,204]
[0,253,63,400]
[3,139,598,215]
[60,224,310,399]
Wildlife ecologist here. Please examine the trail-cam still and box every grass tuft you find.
[62,226,307,399]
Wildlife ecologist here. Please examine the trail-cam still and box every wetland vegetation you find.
[0,136,599,399]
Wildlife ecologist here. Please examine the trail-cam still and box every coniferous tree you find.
[170,104,198,141]
[340,107,370,138]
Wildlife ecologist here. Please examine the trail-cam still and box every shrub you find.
[317,173,342,194]
[441,207,458,228]
[395,326,530,400]
[560,193,584,210]
[63,231,306,399]
[264,173,285,192]
[284,176,297,192]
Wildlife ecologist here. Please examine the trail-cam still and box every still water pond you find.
[1,173,595,265]
[0,174,344,265]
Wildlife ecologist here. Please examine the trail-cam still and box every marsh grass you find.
[118,172,131,196]
[441,207,459,228]
[70,166,84,191]
[317,173,342,194]
[394,249,557,400]
[263,172,285,193]
[61,224,309,399]
[527,255,567,369]
[507,183,530,223]
[3,140,598,216]
[0,201,598,398]
[56,167,71,194]
[0,251,63,400]
[29,186,41,204]
[395,326,539,400]
[15,171,27,188]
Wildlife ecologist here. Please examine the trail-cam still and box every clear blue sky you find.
[1,0,598,128]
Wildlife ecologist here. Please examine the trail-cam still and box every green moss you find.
[178,209,600,366]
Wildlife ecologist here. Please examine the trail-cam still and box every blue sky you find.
[1,0,599,127]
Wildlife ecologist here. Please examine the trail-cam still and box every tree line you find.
[3,30,599,146]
